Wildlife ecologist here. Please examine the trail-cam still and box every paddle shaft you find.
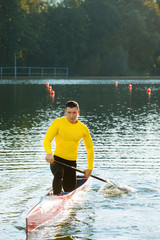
[54,160,133,192]
[54,160,109,184]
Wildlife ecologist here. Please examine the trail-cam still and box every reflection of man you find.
[43,100,94,195]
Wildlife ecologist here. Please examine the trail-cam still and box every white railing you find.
[0,67,68,77]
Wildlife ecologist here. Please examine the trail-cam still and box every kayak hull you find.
[26,175,88,232]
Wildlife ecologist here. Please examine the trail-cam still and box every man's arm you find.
[83,169,92,177]
[83,126,94,174]
[45,154,55,164]
[43,119,58,162]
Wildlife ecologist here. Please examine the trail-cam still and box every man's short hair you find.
[65,100,79,109]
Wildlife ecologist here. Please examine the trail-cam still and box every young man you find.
[43,100,94,195]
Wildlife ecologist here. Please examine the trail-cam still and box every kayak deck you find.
[26,175,88,232]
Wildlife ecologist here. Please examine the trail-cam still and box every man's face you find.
[65,107,80,124]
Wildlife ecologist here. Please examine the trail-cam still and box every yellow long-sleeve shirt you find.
[43,116,94,170]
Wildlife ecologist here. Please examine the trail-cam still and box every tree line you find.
[1,0,160,76]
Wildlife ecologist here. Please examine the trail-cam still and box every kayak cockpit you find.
[46,175,88,196]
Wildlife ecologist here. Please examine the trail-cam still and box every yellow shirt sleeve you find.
[43,119,59,154]
[83,126,94,170]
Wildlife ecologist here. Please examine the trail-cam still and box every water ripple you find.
[0,82,160,239]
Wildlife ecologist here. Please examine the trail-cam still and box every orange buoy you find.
[46,82,49,87]
[48,86,52,91]
[115,82,118,87]
[50,91,55,96]
[147,88,151,94]
[128,84,132,89]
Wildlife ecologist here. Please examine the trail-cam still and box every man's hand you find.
[83,169,92,178]
[45,154,54,164]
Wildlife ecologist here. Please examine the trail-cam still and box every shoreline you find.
[1,75,160,80]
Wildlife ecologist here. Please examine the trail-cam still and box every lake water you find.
[0,78,160,240]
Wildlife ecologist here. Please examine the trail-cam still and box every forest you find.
[1,0,160,76]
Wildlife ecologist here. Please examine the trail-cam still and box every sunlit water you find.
[0,79,160,240]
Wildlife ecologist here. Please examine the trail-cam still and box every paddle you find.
[54,160,133,193]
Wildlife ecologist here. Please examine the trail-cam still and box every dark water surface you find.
[0,79,160,240]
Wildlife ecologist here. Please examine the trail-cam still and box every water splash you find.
[98,183,135,197]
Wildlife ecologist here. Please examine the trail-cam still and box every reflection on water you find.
[0,79,160,239]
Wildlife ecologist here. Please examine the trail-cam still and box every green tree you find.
[35,3,89,73]
[79,0,124,75]
[0,0,25,66]
[1,0,160,76]
[0,0,49,66]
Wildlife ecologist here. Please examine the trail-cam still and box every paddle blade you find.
[98,183,124,197]
[109,180,135,193]
[99,182,135,197]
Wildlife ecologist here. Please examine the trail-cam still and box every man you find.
[43,100,94,195]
